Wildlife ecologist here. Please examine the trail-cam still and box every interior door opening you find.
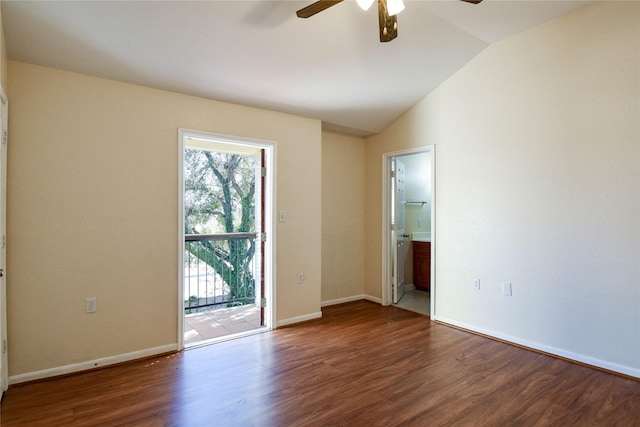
[178,130,274,349]
[383,147,434,317]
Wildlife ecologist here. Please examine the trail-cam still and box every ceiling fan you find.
[296,0,483,43]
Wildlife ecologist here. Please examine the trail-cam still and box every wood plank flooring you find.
[1,300,638,426]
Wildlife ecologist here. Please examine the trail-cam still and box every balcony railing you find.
[184,232,258,314]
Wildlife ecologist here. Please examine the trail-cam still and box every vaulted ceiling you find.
[2,0,594,135]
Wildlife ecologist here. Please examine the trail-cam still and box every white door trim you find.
[177,128,276,350]
[0,86,8,397]
[381,146,435,317]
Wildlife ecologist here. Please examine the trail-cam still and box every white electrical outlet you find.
[502,283,512,296]
[85,297,97,313]
[297,272,304,284]
[472,278,480,290]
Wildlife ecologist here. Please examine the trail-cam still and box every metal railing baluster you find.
[184,233,258,313]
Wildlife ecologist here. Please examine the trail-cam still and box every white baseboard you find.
[9,344,178,385]
[276,311,322,328]
[434,315,640,380]
[277,296,383,327]
[321,294,381,307]
[362,294,382,304]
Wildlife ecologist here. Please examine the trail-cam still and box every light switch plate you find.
[502,283,512,296]
[85,297,97,313]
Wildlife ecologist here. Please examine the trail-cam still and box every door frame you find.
[177,129,276,350]
[381,145,435,316]
[0,87,8,397]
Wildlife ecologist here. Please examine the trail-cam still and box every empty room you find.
[0,0,638,425]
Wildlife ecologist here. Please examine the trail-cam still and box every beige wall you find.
[6,62,322,377]
[321,131,365,303]
[366,2,640,376]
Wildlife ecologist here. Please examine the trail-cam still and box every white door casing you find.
[382,146,435,317]
[0,87,8,398]
[177,129,276,350]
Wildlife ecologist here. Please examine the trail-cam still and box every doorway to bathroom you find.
[382,146,434,317]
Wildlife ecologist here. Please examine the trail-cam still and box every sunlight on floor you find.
[184,304,262,345]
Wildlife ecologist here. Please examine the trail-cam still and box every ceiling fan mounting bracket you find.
[378,0,397,42]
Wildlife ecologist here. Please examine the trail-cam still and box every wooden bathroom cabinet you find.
[413,241,431,292]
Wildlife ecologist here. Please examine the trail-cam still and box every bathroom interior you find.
[393,151,432,316]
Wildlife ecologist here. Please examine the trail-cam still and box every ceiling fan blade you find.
[459,0,483,4]
[378,0,397,42]
[296,0,344,18]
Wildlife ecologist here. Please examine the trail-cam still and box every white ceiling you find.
[2,0,594,136]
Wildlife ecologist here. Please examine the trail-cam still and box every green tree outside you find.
[184,149,256,309]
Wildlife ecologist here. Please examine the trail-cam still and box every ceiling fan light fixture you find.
[356,0,375,11]
[386,0,405,16]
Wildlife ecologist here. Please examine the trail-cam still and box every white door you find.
[391,158,406,304]
[0,89,8,399]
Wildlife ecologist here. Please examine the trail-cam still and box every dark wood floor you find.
[1,300,639,426]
